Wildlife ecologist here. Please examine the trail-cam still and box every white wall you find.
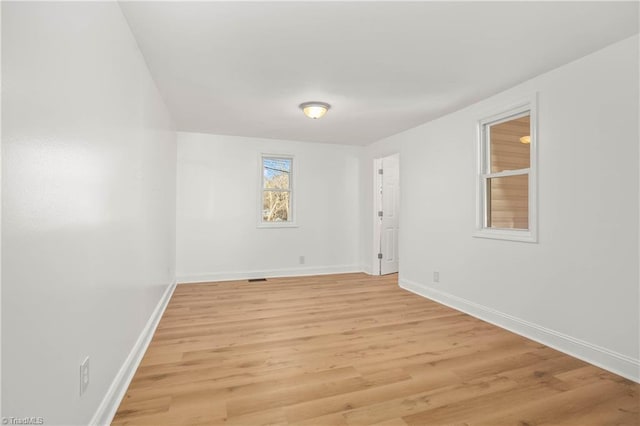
[2,3,176,425]
[177,132,361,282]
[368,36,639,380]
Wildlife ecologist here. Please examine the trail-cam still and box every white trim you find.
[361,263,374,276]
[372,153,401,276]
[473,227,537,243]
[372,157,383,276]
[256,222,299,229]
[177,264,362,284]
[399,278,640,383]
[478,97,535,128]
[483,168,530,179]
[258,153,296,227]
[0,2,3,415]
[475,93,538,243]
[89,281,177,426]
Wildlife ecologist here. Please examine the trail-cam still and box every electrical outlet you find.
[299,255,305,265]
[80,356,90,396]
[433,271,440,283]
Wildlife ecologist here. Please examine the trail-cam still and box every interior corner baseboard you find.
[176,264,363,283]
[399,278,640,384]
[90,280,177,426]
[361,264,374,276]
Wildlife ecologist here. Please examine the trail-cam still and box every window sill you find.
[473,228,537,243]
[257,222,299,229]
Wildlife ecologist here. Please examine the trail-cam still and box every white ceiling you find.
[120,1,638,146]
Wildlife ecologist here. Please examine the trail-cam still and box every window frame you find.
[474,95,538,243]
[257,153,297,228]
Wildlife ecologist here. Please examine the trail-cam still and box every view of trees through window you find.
[262,157,292,222]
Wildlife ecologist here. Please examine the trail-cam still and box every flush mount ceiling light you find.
[300,102,330,119]
[520,135,531,144]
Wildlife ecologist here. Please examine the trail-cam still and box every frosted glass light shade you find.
[300,102,330,119]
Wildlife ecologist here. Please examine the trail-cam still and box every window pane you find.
[262,191,290,222]
[487,174,528,229]
[263,158,291,189]
[489,115,530,173]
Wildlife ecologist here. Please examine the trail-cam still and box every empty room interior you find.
[2,1,640,425]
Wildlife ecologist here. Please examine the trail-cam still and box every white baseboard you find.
[399,278,640,383]
[90,281,177,426]
[361,263,374,276]
[177,264,362,284]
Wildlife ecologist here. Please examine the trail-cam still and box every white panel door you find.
[379,154,400,275]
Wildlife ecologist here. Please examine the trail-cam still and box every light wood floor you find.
[112,273,639,425]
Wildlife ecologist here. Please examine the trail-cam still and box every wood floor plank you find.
[284,366,463,423]
[470,379,637,425]
[340,374,516,426]
[113,273,640,425]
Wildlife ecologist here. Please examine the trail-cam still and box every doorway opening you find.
[373,153,400,275]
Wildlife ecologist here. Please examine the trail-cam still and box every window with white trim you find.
[260,155,294,225]
[476,98,537,242]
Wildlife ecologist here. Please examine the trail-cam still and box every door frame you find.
[372,157,383,275]
[372,153,400,275]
